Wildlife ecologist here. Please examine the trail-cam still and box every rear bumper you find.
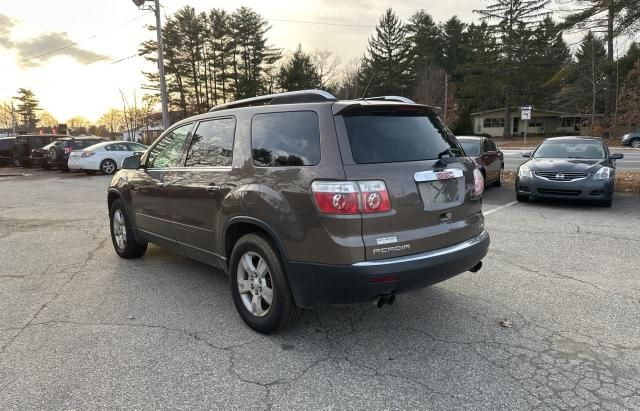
[286,231,490,308]
[516,176,613,200]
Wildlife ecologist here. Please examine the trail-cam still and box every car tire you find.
[516,194,529,202]
[109,199,148,259]
[596,198,613,208]
[85,170,97,175]
[42,161,51,170]
[493,166,503,187]
[229,233,301,334]
[12,158,22,167]
[630,138,640,149]
[101,159,117,175]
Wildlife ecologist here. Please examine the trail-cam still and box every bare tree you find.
[311,50,341,89]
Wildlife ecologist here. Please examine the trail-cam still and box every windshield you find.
[343,113,461,164]
[533,140,605,159]
[459,140,481,157]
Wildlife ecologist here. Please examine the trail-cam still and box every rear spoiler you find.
[332,101,442,116]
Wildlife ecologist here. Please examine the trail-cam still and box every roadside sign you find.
[521,109,531,120]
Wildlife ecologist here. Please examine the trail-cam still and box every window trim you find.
[250,110,321,168]
[143,122,195,169]
[483,118,505,128]
[181,116,237,168]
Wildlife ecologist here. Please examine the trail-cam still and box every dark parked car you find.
[48,136,108,170]
[0,136,15,166]
[30,142,57,169]
[11,134,58,167]
[457,136,504,187]
[516,136,624,207]
[621,132,640,148]
[107,90,490,333]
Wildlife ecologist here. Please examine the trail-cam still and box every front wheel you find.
[516,194,529,202]
[109,199,148,258]
[631,138,640,149]
[493,166,503,187]
[596,198,613,208]
[229,233,301,334]
[101,159,117,175]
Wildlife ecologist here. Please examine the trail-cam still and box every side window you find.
[147,123,192,168]
[107,143,128,151]
[251,111,320,167]
[127,143,147,152]
[483,139,492,153]
[184,118,235,167]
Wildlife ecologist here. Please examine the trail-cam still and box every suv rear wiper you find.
[438,148,459,159]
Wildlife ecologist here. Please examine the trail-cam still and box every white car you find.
[68,141,148,174]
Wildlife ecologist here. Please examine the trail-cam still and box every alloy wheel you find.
[112,209,127,250]
[102,160,116,174]
[236,251,274,317]
[632,139,640,149]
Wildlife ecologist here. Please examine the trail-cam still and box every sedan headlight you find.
[518,164,532,178]
[593,167,612,180]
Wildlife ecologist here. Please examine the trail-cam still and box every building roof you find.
[470,107,570,117]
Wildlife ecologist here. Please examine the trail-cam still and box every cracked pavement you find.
[1,169,639,410]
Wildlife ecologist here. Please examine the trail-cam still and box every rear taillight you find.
[311,180,391,215]
[81,151,95,158]
[358,180,391,213]
[64,147,72,154]
[473,168,484,197]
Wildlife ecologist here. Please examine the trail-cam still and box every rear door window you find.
[251,111,320,166]
[343,113,460,164]
[184,117,235,167]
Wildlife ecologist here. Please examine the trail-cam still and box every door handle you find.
[156,181,168,188]
[206,184,220,192]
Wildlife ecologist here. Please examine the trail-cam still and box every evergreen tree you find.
[440,16,467,79]
[406,10,443,73]
[278,45,321,91]
[475,0,551,136]
[15,88,40,130]
[208,9,233,105]
[360,9,412,96]
[616,60,640,133]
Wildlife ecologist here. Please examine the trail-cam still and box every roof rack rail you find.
[210,89,336,112]
[364,96,415,104]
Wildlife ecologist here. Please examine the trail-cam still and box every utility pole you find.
[443,74,448,124]
[133,0,169,130]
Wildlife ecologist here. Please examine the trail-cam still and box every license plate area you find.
[415,169,465,211]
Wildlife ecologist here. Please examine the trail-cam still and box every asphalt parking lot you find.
[1,168,639,410]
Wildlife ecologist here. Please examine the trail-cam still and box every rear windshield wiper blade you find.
[438,148,459,159]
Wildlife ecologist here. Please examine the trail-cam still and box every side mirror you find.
[522,151,532,158]
[610,153,623,160]
[122,155,142,170]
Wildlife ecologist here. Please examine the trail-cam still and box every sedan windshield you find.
[533,140,605,159]
[459,140,481,157]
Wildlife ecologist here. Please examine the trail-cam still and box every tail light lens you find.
[311,180,391,215]
[358,180,391,213]
[64,147,72,154]
[473,168,484,197]
[81,151,95,158]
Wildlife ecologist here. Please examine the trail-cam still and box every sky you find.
[0,0,481,122]
[0,0,628,124]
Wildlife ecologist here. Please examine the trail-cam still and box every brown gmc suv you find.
[107,90,490,333]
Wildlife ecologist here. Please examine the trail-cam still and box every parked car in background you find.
[11,134,58,167]
[68,141,148,174]
[621,132,640,148]
[0,136,15,166]
[47,136,108,171]
[107,90,489,333]
[516,136,623,207]
[457,136,504,187]
[30,142,57,169]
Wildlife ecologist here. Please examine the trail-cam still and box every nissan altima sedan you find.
[68,141,148,174]
[515,136,623,207]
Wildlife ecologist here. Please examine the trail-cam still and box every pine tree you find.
[440,16,467,79]
[360,9,412,96]
[278,45,321,91]
[616,60,640,133]
[406,10,443,73]
[475,0,551,136]
[15,88,40,130]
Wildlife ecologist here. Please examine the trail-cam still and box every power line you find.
[17,11,152,64]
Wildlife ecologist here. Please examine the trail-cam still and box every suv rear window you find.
[343,113,460,164]
[251,111,320,167]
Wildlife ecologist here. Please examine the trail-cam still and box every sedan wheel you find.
[101,159,117,175]
[632,138,640,149]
